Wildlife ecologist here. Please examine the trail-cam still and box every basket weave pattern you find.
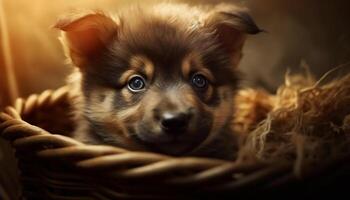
[0,86,328,199]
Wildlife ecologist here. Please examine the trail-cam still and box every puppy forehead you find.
[111,14,220,76]
[118,16,200,61]
[126,52,213,79]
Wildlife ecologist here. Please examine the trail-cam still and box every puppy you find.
[56,3,261,160]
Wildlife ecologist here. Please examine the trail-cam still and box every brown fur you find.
[56,3,261,160]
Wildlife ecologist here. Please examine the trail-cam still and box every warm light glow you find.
[0,0,19,103]
[0,0,349,99]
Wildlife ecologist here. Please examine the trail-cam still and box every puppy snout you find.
[159,111,192,133]
[152,96,195,134]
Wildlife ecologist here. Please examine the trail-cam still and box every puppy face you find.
[56,4,260,155]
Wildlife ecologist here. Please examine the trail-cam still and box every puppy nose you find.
[160,112,191,133]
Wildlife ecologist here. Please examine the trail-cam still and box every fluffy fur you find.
[56,3,260,160]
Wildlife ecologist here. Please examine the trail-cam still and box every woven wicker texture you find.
[0,86,349,199]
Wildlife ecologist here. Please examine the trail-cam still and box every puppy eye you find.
[127,75,146,92]
[191,73,208,89]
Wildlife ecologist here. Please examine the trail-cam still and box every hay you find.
[234,72,350,177]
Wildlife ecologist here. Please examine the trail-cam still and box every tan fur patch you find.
[204,86,214,102]
[130,55,155,80]
[181,86,199,106]
[119,69,137,85]
[181,54,192,80]
[198,68,215,83]
[121,88,133,103]
[116,104,142,122]
[88,88,115,120]
[118,55,154,86]
[182,52,215,82]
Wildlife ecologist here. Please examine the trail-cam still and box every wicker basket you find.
[0,86,349,199]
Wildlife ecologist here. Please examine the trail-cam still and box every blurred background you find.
[1,0,350,103]
[0,0,350,199]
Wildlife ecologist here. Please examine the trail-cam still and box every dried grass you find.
[234,70,350,177]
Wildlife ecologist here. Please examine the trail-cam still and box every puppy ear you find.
[205,4,262,67]
[55,11,118,68]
